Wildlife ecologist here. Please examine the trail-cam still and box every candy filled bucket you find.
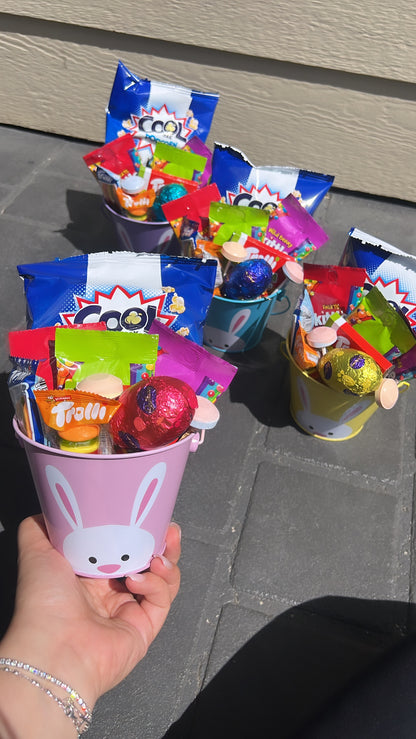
[14,418,200,578]
[103,202,176,254]
[284,336,394,441]
[203,290,289,353]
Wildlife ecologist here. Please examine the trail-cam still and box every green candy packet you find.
[348,286,416,358]
[54,328,159,390]
[209,201,269,245]
[153,142,207,183]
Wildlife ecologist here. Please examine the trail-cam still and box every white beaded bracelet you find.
[0,658,92,735]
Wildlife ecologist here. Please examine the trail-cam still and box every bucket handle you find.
[398,380,410,394]
[271,291,290,316]
[189,432,203,452]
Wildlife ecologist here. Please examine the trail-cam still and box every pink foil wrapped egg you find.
[110,376,198,451]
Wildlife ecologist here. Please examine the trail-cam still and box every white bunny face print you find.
[204,307,251,351]
[293,376,374,440]
[45,462,166,577]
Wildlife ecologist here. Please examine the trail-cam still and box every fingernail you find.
[171,522,182,540]
[154,554,173,569]
[128,572,145,582]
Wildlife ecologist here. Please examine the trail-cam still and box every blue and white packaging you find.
[106,61,219,166]
[17,252,217,345]
[211,143,334,215]
[341,227,416,335]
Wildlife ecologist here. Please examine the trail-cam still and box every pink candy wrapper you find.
[148,319,237,401]
[264,194,328,255]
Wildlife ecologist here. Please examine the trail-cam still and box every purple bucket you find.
[14,418,201,578]
[104,202,176,253]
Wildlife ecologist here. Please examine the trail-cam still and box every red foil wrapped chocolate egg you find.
[110,376,198,451]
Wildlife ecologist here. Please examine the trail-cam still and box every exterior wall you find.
[0,0,415,201]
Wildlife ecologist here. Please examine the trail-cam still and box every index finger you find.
[163,522,181,566]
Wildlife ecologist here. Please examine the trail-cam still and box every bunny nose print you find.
[97,564,122,574]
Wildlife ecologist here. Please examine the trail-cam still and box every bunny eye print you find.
[45,462,166,577]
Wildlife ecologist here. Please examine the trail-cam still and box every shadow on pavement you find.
[164,596,416,739]
[226,328,295,428]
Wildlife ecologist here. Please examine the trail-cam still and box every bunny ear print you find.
[45,465,83,531]
[229,309,251,335]
[131,461,167,527]
[338,396,373,423]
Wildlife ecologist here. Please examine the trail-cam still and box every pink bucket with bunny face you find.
[14,418,200,578]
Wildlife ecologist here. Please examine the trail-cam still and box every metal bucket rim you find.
[212,289,283,307]
[13,417,199,461]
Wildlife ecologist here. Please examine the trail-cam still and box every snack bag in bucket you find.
[106,61,219,167]
[17,251,217,345]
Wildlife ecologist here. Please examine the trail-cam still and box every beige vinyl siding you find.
[0,1,415,201]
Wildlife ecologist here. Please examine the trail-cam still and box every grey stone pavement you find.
[1,123,416,737]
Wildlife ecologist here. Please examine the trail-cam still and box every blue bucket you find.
[203,290,289,353]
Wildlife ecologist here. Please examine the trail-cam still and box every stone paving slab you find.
[233,462,410,604]
[1,124,416,738]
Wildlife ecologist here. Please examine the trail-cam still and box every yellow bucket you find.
[283,336,407,441]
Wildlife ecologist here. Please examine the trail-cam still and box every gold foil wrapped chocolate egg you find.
[317,348,382,396]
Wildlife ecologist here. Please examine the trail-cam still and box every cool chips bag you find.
[341,227,416,336]
[211,143,334,215]
[106,61,219,167]
[17,251,217,345]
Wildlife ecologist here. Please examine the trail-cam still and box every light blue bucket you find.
[203,290,289,353]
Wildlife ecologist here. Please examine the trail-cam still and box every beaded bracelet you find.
[0,658,92,735]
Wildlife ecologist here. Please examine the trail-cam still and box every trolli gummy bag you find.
[106,61,219,167]
[211,143,334,215]
[17,251,217,345]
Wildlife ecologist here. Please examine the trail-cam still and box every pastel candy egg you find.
[317,348,382,396]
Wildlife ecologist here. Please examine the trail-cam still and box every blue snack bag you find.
[8,359,47,443]
[106,61,219,167]
[17,251,217,345]
[211,143,334,215]
[341,227,416,336]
